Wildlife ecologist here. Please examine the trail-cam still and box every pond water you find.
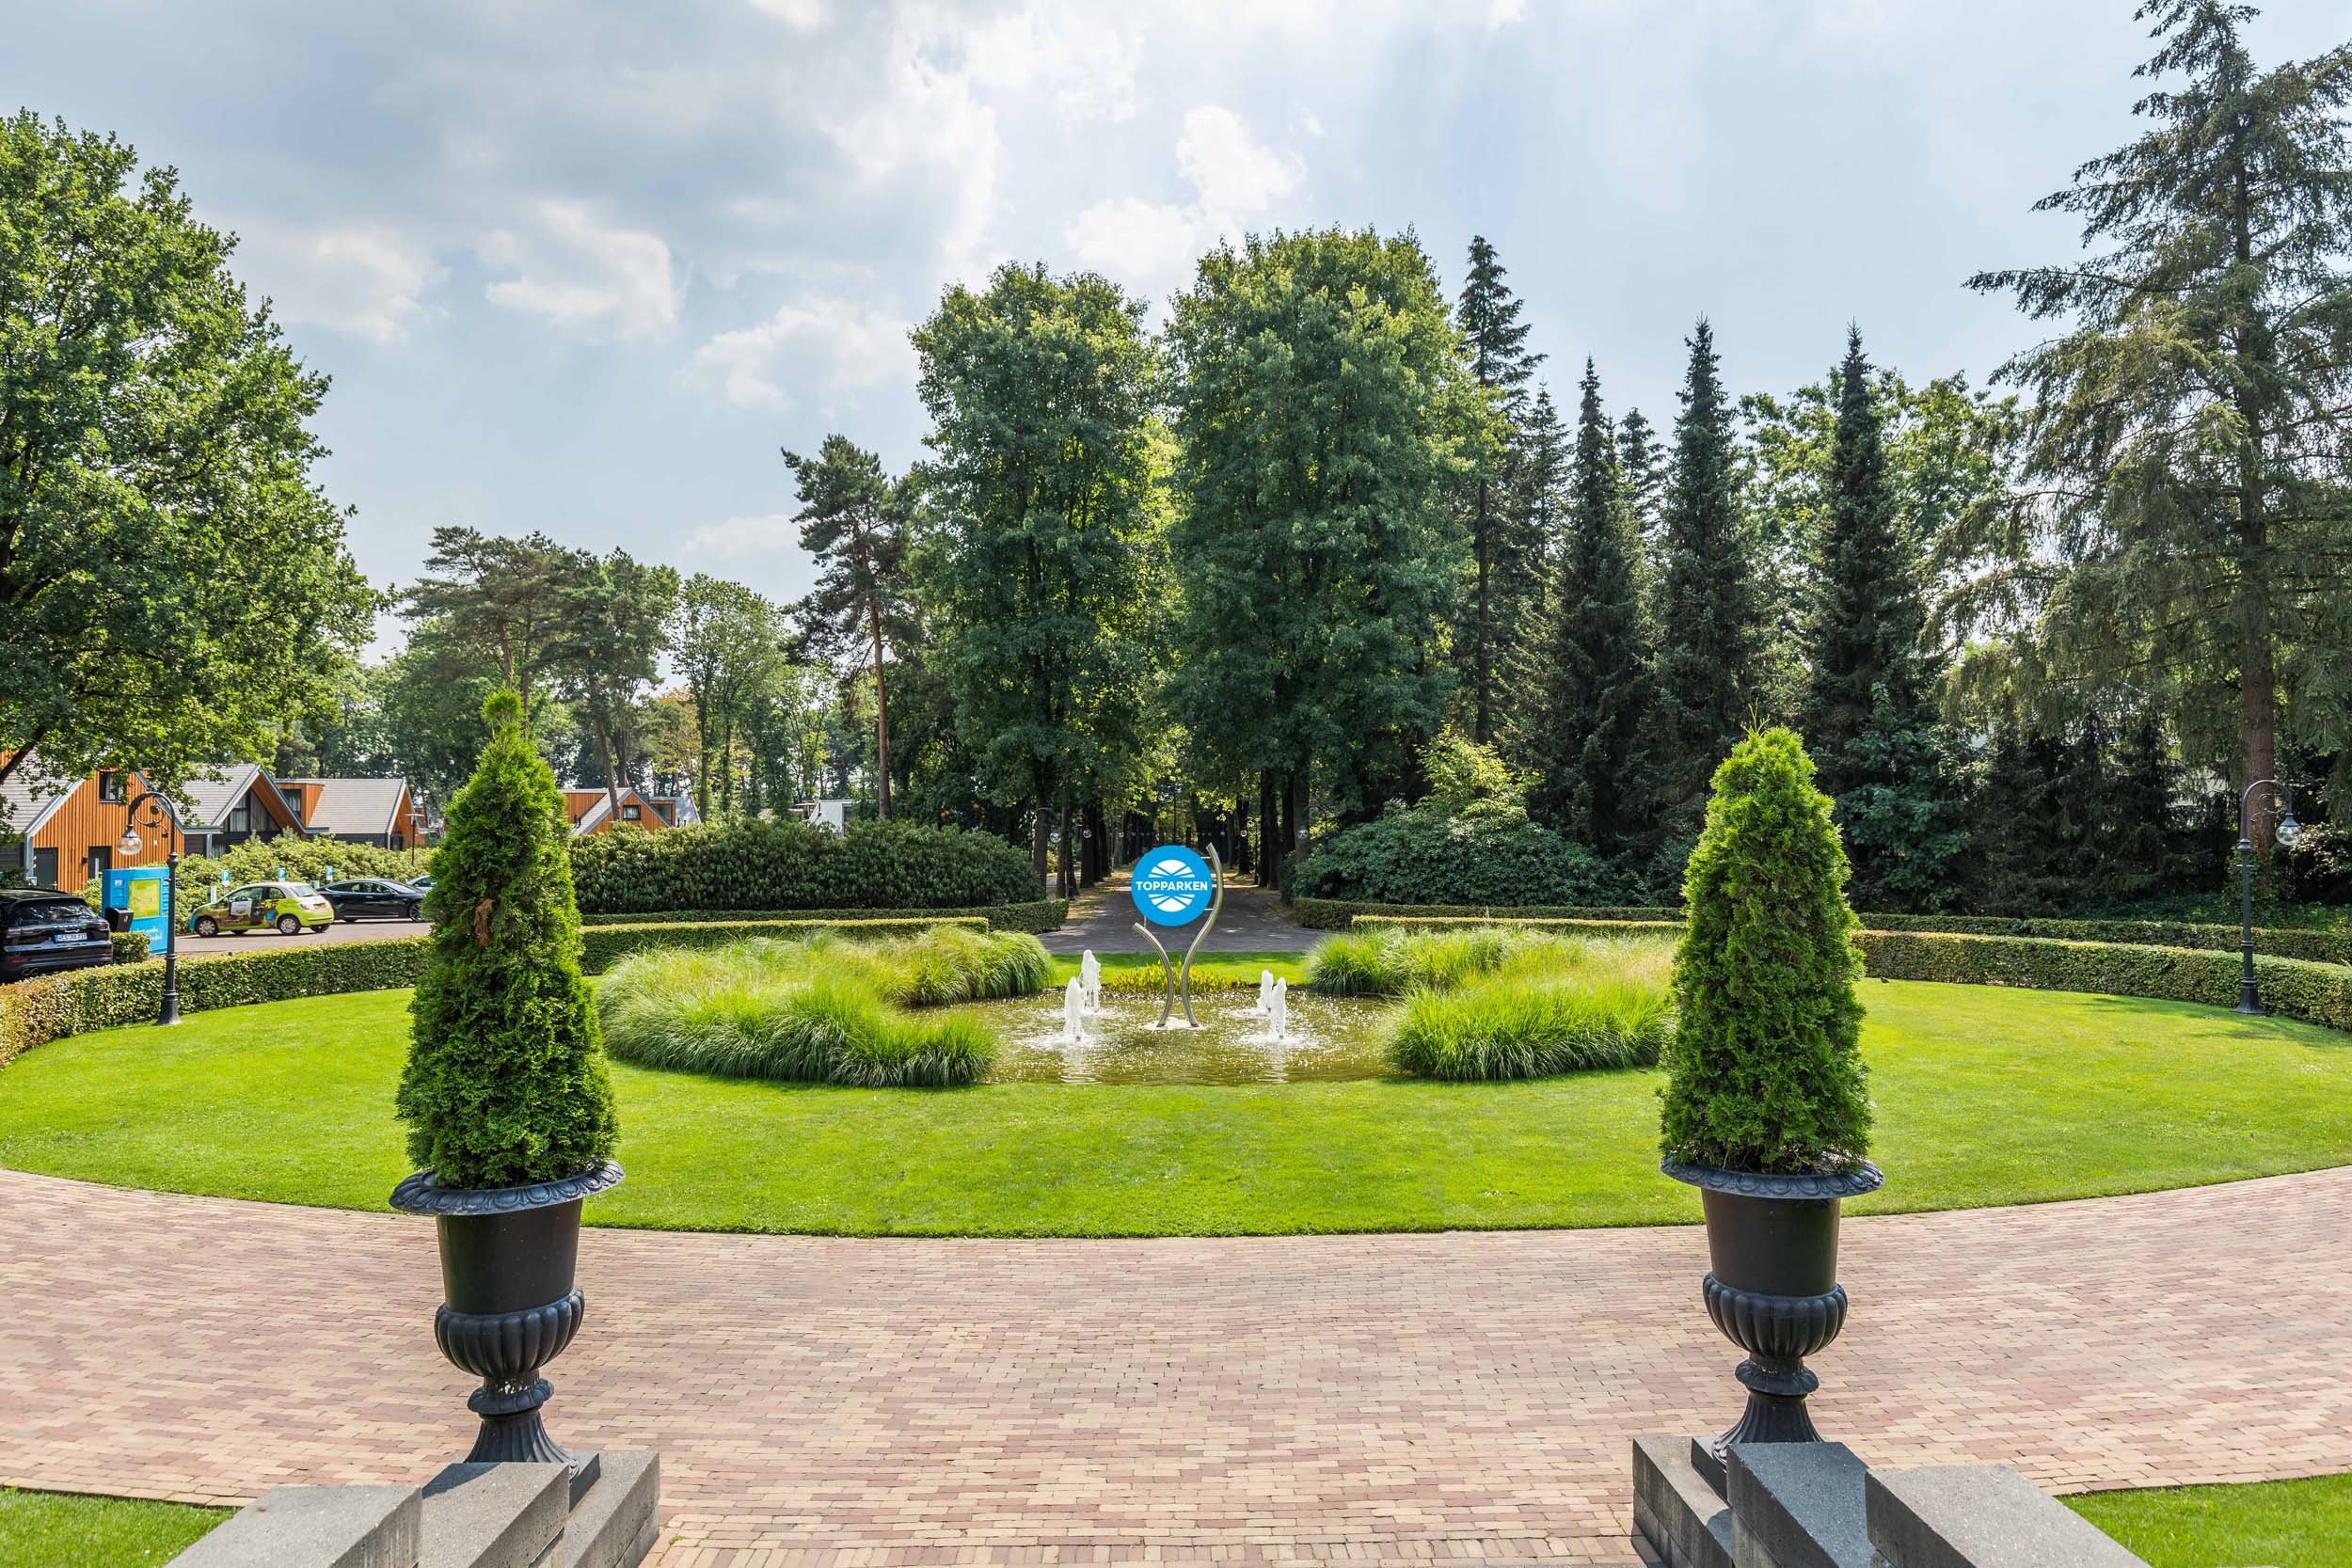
[973,988,1396,1085]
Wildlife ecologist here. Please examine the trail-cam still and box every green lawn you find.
[0,974,2346,1236]
[0,1489,226,1568]
[2069,1472,2352,1566]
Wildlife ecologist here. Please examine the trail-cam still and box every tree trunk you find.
[1032,804,1050,894]
[1280,771,1303,895]
[593,705,623,828]
[868,605,893,820]
[1057,805,1076,899]
[1258,771,1279,888]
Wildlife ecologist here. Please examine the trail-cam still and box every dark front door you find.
[33,848,59,889]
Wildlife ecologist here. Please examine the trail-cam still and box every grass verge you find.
[2067,1471,2352,1566]
[2,976,2348,1235]
[0,1489,226,1568]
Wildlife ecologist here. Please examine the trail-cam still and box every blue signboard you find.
[103,865,170,945]
[1130,846,1215,927]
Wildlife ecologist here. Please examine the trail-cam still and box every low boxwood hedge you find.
[569,817,1040,914]
[1353,914,1686,939]
[1314,898,2348,964]
[579,898,1068,934]
[109,932,150,964]
[1361,917,2352,1036]
[0,917,988,1068]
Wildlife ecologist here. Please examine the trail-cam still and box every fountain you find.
[1267,977,1289,1040]
[1254,969,1275,1015]
[1061,978,1087,1044]
[1080,950,1103,1014]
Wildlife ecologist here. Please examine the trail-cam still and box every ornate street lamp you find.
[2234,779,2305,1016]
[117,788,186,1026]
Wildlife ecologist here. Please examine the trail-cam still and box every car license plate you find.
[52,931,73,943]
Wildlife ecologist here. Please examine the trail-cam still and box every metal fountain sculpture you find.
[1129,842,1223,1029]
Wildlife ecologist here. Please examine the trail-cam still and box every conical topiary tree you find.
[396,689,618,1189]
[1660,726,1870,1174]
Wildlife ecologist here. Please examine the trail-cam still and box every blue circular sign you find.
[1131,845,1214,927]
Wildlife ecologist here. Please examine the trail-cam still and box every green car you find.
[189,881,336,938]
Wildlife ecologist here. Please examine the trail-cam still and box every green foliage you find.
[1647,321,1768,855]
[579,899,1068,934]
[913,261,1166,872]
[1958,5,2352,810]
[0,111,378,807]
[1855,929,2352,1032]
[544,548,680,823]
[1165,227,1477,822]
[108,932,149,964]
[1295,800,1630,907]
[1291,897,1677,929]
[395,691,618,1189]
[1417,727,1531,814]
[671,573,787,822]
[568,816,1038,914]
[596,929,1048,1086]
[177,836,432,911]
[1451,234,1547,745]
[1661,727,1871,1174]
[1387,937,1676,1081]
[1513,358,1651,850]
[402,529,576,723]
[1306,927,1517,996]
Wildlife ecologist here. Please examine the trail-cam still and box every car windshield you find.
[11,899,92,930]
[285,883,319,896]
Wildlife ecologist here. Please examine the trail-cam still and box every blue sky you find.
[18,2,2344,645]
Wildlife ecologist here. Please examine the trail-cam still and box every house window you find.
[622,803,642,821]
[97,771,126,804]
[87,846,113,880]
[228,802,250,832]
[390,834,405,850]
[655,801,674,823]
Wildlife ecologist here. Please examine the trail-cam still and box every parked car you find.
[321,878,426,923]
[0,889,114,983]
[189,881,335,937]
[407,873,435,893]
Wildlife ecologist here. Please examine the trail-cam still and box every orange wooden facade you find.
[8,768,181,888]
[564,788,676,834]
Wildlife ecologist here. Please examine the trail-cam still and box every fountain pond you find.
[972,988,1394,1085]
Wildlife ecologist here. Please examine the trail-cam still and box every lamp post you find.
[2234,779,2305,1016]
[118,789,185,1027]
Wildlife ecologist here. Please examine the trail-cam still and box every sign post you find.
[1128,843,1222,1028]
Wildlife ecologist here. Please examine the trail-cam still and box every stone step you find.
[1631,1436,1732,1568]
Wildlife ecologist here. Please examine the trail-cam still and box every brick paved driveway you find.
[4,1166,2346,1566]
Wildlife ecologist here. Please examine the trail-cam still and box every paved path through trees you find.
[3,1166,2344,1565]
[1042,871,1318,955]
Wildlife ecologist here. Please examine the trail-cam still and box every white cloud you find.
[1066,105,1301,303]
[675,513,820,605]
[683,298,914,409]
[961,6,1139,123]
[745,0,825,28]
[240,225,444,346]
[479,201,679,341]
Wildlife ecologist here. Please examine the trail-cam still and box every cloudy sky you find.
[18,1,2344,644]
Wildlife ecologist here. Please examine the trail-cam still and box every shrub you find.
[1661,728,1871,1175]
[395,691,619,1190]
[109,932,150,964]
[1293,897,1680,929]
[1386,936,1677,1080]
[1293,800,1634,907]
[595,929,1042,1086]
[172,837,433,912]
[577,898,1070,934]
[568,817,1039,915]
[1305,927,1517,997]
[1854,930,2352,1031]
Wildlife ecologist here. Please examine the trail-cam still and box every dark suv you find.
[0,889,114,984]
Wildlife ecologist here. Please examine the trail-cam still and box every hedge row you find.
[569,817,1039,914]
[579,899,1069,934]
[0,917,990,1068]
[1295,898,1680,930]
[1357,915,2352,1036]
[1311,897,2348,963]
[1353,915,1685,938]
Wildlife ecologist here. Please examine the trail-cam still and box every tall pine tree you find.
[1515,359,1649,851]
[1647,319,1761,856]
[1508,387,1569,626]
[1615,407,1665,546]
[1452,236,1545,743]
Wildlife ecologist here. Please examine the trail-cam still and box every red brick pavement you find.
[4,1166,2347,1566]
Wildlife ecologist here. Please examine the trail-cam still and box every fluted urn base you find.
[391,1163,624,1498]
[1663,1160,1882,1470]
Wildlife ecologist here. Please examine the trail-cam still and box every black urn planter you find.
[390,1161,624,1491]
[1662,1160,1883,1466]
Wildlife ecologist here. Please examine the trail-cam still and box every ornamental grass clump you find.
[1306,927,1516,996]
[1383,935,1676,1080]
[394,690,619,1190]
[1659,727,1871,1175]
[596,927,1042,1086]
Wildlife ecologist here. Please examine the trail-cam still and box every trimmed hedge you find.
[0,917,988,1068]
[1855,930,2352,1033]
[568,817,1040,915]
[1363,918,2352,1036]
[579,899,1069,934]
[110,932,151,964]
[1354,915,1685,939]
[1295,898,1679,930]
[1314,898,2348,964]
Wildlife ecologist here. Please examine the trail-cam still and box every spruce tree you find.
[1647,319,1762,850]
[1508,386,1569,626]
[1615,406,1665,546]
[1800,329,1960,910]
[1452,235,1545,744]
[1661,726,1871,1175]
[1516,359,1649,852]
[396,689,619,1189]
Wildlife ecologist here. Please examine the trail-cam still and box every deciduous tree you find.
[783,436,914,818]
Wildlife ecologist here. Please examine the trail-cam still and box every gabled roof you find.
[0,759,76,840]
[181,764,306,836]
[279,777,410,837]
